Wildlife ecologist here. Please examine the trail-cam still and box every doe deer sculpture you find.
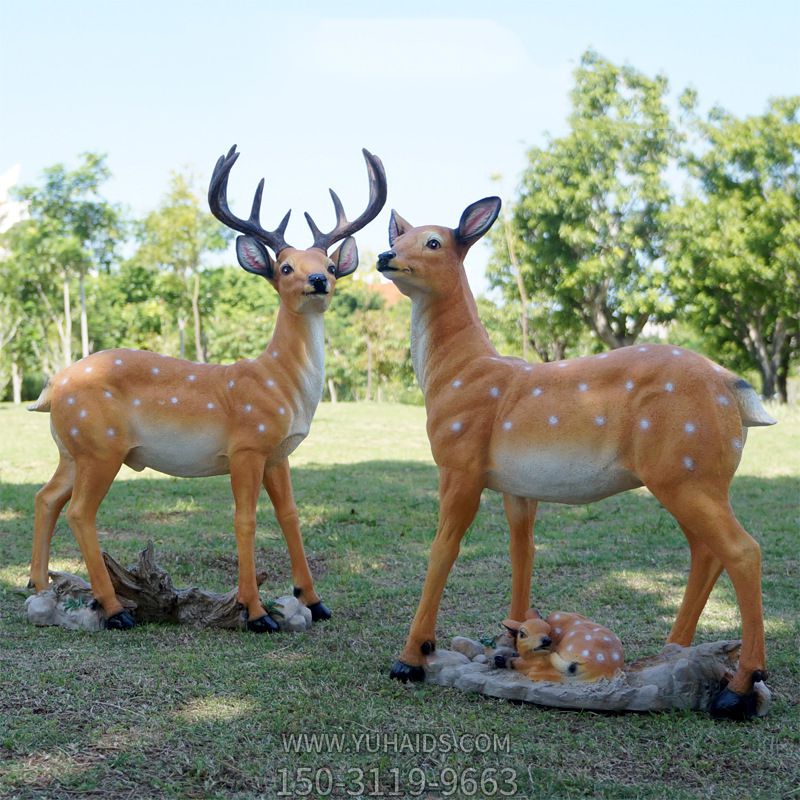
[29,146,387,633]
[377,196,775,719]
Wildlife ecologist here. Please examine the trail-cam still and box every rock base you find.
[425,637,771,716]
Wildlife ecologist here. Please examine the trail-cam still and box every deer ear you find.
[236,235,274,279]
[455,197,501,248]
[502,618,522,634]
[389,209,413,246]
[331,236,358,278]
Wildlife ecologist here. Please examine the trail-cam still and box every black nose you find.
[308,273,328,293]
[541,636,552,648]
[377,250,396,270]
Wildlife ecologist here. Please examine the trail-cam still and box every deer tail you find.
[731,378,777,427]
[28,379,53,413]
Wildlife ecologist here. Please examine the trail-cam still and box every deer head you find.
[210,145,387,313]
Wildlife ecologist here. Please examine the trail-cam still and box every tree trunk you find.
[62,269,72,367]
[501,212,530,360]
[327,377,338,404]
[11,359,22,405]
[776,331,795,404]
[366,337,373,401]
[192,273,205,363]
[178,314,186,360]
[79,270,89,358]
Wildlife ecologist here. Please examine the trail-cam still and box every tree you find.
[668,95,800,401]
[500,50,679,350]
[14,153,122,362]
[132,171,230,361]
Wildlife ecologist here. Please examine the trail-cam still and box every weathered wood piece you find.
[424,637,772,716]
[25,543,312,633]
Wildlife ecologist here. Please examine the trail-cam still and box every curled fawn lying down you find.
[497,610,624,683]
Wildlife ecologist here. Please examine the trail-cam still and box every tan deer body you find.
[30,146,386,633]
[378,197,775,719]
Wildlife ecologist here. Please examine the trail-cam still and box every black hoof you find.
[106,610,136,630]
[709,686,759,720]
[247,614,280,634]
[307,601,332,622]
[420,640,436,655]
[389,660,425,683]
[494,653,509,669]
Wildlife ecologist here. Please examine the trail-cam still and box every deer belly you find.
[126,423,229,478]
[487,446,641,504]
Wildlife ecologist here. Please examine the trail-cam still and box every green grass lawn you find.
[1,401,798,799]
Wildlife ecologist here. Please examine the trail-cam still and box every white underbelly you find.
[487,446,642,504]
[126,424,229,478]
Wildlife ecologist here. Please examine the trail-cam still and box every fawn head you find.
[209,146,387,314]
[503,614,553,657]
[377,196,501,297]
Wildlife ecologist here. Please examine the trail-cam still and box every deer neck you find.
[409,280,497,395]
[259,305,325,416]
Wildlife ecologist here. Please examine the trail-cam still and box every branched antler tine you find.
[207,145,293,254]
[305,148,387,251]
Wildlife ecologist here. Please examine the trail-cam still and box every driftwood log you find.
[423,635,771,715]
[25,542,312,632]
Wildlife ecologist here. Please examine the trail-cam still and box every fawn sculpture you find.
[29,146,387,633]
[377,196,775,719]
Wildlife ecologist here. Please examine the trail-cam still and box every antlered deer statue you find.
[378,196,775,719]
[29,146,386,634]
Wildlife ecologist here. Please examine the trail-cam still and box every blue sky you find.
[2,0,798,292]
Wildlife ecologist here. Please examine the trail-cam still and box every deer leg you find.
[390,468,483,682]
[263,459,329,621]
[652,483,766,718]
[230,450,277,633]
[30,455,75,591]
[667,528,724,646]
[503,494,538,621]
[66,457,133,628]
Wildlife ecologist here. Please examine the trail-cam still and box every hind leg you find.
[66,457,131,626]
[31,455,75,591]
[503,494,538,621]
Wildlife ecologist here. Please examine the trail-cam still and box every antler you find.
[304,149,387,252]
[208,145,293,255]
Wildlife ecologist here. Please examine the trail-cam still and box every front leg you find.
[230,450,277,632]
[263,459,330,621]
[503,494,538,621]
[390,468,484,682]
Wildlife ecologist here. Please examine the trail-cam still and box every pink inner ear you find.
[463,208,494,238]
[239,239,268,272]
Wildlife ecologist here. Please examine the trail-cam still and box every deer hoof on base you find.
[247,614,280,634]
[106,610,136,630]
[307,601,332,622]
[389,660,425,683]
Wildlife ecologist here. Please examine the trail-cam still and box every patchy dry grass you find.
[0,401,798,799]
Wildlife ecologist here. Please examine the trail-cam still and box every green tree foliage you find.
[668,96,800,401]
[494,51,679,351]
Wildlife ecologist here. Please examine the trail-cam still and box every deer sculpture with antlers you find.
[29,146,387,633]
[377,196,776,719]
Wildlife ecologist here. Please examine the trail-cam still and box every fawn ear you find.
[525,608,542,620]
[455,196,501,248]
[236,235,274,279]
[502,618,522,634]
[331,236,358,278]
[389,209,413,246]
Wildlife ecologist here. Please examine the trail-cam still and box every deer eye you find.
[327,264,336,275]
[280,264,293,275]
[426,238,441,250]
[518,630,527,639]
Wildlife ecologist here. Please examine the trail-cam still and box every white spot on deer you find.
[61,378,69,385]
[107,428,115,437]
[665,382,674,392]
[717,395,730,406]
[187,374,196,382]
[152,367,160,375]
[133,398,141,407]
[67,397,76,405]
[502,421,513,430]
[70,427,79,437]
[171,397,178,405]
[548,415,559,426]
[452,379,462,388]
[732,437,743,451]
[640,419,650,430]
[566,643,575,653]
[713,364,723,373]
[554,627,562,635]
[84,366,93,373]
[552,613,561,621]
[595,415,606,426]
[490,386,500,398]
[258,423,266,432]
[244,404,252,413]
[584,634,593,641]
[524,365,533,372]
[598,353,609,359]
[672,349,682,356]
[104,391,112,399]
[228,380,235,389]
[278,406,286,415]
[603,635,611,642]
[582,649,590,657]
[596,652,606,662]
[625,380,634,391]
[557,362,567,368]
[683,456,695,471]
[271,350,278,358]
[612,651,621,662]
[114,358,123,366]
[578,382,588,392]
[266,379,275,388]
[532,387,543,397]
[79,409,88,419]
[638,346,648,352]
[207,402,215,410]
[451,421,462,432]
[684,422,696,434]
